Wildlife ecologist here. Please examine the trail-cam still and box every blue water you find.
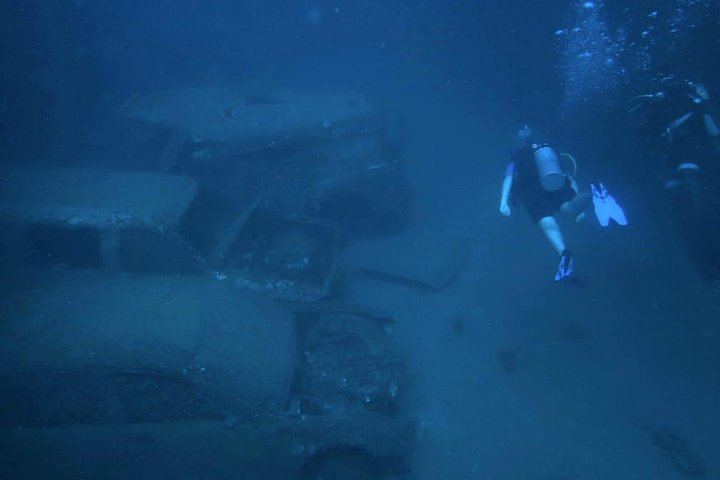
[1,1,719,479]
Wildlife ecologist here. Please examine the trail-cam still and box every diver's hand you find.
[499,202,511,216]
[690,82,710,103]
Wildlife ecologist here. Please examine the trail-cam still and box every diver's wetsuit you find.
[507,143,576,223]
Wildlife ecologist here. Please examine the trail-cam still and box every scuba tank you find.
[532,143,565,191]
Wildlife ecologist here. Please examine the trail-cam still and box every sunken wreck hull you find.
[1,415,414,480]
[0,167,340,301]
[0,86,416,478]
[0,273,295,423]
[122,86,410,235]
[0,271,413,479]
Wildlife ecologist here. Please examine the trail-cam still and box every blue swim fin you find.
[554,250,574,282]
[592,183,627,227]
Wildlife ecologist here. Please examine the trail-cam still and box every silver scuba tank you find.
[532,144,565,191]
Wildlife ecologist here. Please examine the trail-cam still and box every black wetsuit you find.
[508,143,576,223]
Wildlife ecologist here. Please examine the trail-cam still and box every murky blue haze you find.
[1,1,719,479]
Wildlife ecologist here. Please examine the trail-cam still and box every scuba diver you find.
[630,75,720,215]
[629,74,720,280]
[499,126,627,282]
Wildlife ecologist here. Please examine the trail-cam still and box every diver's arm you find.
[702,112,720,154]
[691,81,720,154]
[499,172,513,216]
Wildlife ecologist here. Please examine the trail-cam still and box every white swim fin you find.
[592,183,627,227]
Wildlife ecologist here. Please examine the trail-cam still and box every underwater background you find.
[1,1,720,479]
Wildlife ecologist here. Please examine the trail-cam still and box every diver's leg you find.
[538,216,566,256]
[711,136,720,155]
[703,113,720,135]
[678,167,702,216]
[560,191,592,218]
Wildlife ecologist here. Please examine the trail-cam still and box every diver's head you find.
[515,125,535,148]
